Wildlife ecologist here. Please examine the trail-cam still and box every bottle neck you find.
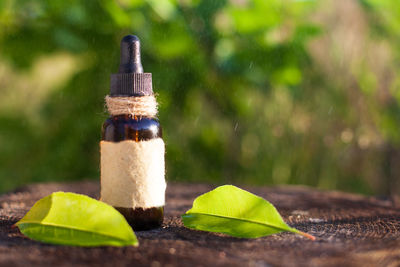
[103,115,162,142]
[110,114,156,121]
[105,95,158,119]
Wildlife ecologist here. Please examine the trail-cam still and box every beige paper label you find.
[100,139,166,209]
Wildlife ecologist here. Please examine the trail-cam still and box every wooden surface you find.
[0,181,400,266]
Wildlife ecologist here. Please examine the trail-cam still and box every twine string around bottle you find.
[105,95,158,117]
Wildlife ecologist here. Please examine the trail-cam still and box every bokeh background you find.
[1,0,400,195]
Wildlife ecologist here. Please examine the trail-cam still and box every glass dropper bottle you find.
[100,35,166,230]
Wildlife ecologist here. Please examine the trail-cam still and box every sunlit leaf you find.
[16,192,138,247]
[182,185,315,240]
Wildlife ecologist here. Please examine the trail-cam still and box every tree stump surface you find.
[0,181,399,267]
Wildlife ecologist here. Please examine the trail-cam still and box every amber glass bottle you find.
[102,115,164,230]
[100,35,165,230]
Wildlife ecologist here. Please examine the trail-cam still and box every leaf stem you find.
[297,230,316,241]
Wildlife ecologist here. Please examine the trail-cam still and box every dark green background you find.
[1,0,400,195]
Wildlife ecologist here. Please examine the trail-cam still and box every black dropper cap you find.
[110,35,153,96]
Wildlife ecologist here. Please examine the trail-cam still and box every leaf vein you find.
[185,212,296,233]
[17,222,133,242]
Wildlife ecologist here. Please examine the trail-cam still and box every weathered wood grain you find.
[0,181,399,266]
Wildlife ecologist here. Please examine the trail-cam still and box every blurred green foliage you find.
[1,0,400,195]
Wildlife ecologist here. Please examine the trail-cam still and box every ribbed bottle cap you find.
[110,35,153,96]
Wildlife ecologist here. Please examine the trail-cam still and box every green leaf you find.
[182,185,315,240]
[16,192,138,247]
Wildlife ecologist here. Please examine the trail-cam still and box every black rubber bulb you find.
[118,35,143,73]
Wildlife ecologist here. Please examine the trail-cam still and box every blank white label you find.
[100,138,166,209]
